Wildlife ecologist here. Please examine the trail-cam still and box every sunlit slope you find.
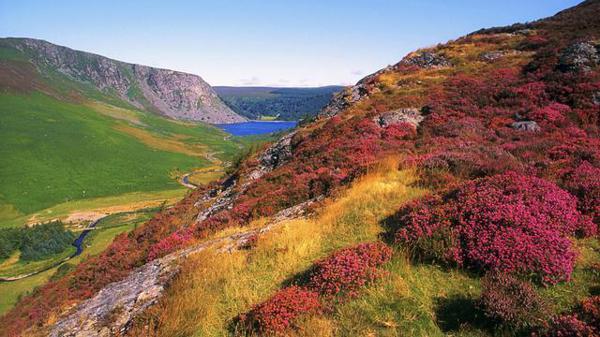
[0,92,245,226]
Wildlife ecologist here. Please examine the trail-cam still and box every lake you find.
[216,121,297,136]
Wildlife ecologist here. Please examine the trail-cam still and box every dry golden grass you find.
[114,124,208,158]
[86,101,144,126]
[128,158,426,337]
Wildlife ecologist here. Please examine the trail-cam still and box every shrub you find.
[480,274,549,330]
[562,161,600,225]
[146,230,192,261]
[540,315,597,337]
[580,296,600,329]
[239,286,321,336]
[307,242,393,297]
[393,172,594,284]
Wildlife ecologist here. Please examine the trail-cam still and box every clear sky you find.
[0,0,583,87]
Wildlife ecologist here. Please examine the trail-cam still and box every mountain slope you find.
[0,38,254,227]
[2,1,600,336]
[0,38,245,123]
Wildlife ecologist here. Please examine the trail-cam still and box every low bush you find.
[239,286,321,336]
[479,274,549,330]
[540,315,597,337]
[307,242,393,298]
[562,161,600,224]
[580,296,600,329]
[392,172,595,284]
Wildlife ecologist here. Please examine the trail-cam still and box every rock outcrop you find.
[373,108,425,128]
[512,121,541,132]
[398,51,451,69]
[49,200,316,337]
[4,38,245,123]
[195,132,297,223]
[558,41,600,73]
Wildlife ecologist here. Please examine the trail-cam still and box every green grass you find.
[0,93,263,227]
[0,247,76,278]
[0,210,146,314]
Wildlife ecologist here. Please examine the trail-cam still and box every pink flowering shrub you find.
[239,286,321,336]
[146,230,192,261]
[540,315,597,337]
[393,172,595,284]
[530,102,571,125]
[580,296,600,329]
[480,274,549,330]
[562,161,600,225]
[307,242,393,297]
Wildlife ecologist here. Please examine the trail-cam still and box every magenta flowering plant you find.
[307,242,393,298]
[393,172,596,284]
[239,286,321,336]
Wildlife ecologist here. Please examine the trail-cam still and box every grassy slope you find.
[130,160,600,337]
[0,92,252,227]
[129,159,427,336]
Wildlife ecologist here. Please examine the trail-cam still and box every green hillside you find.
[0,41,262,227]
[0,92,254,227]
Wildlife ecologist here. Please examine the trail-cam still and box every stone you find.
[479,51,505,62]
[512,121,541,132]
[373,108,425,128]
[558,42,600,73]
[399,51,451,69]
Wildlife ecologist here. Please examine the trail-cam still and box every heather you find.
[3,1,600,336]
[307,242,393,298]
[392,172,595,284]
[479,274,549,330]
[239,286,322,336]
[239,242,392,335]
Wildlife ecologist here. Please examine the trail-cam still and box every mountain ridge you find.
[0,37,246,123]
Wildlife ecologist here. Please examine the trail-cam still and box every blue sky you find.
[0,0,582,87]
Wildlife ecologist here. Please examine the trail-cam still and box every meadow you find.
[0,92,256,227]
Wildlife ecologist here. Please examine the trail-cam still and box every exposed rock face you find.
[512,121,541,132]
[373,108,425,128]
[399,51,451,69]
[49,200,316,337]
[593,91,600,105]
[6,38,245,123]
[558,41,600,73]
[320,84,368,118]
[320,51,450,119]
[479,50,506,62]
[195,131,297,223]
[257,131,296,171]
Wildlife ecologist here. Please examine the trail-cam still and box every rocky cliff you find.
[2,38,246,123]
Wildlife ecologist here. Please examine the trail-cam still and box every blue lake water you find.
[217,121,298,136]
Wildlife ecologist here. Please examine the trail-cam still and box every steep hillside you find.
[2,1,600,336]
[0,38,245,123]
[0,38,255,226]
[215,86,343,121]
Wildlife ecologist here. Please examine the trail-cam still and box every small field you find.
[0,207,158,314]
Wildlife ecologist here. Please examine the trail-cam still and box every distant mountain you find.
[0,38,245,123]
[214,86,343,121]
